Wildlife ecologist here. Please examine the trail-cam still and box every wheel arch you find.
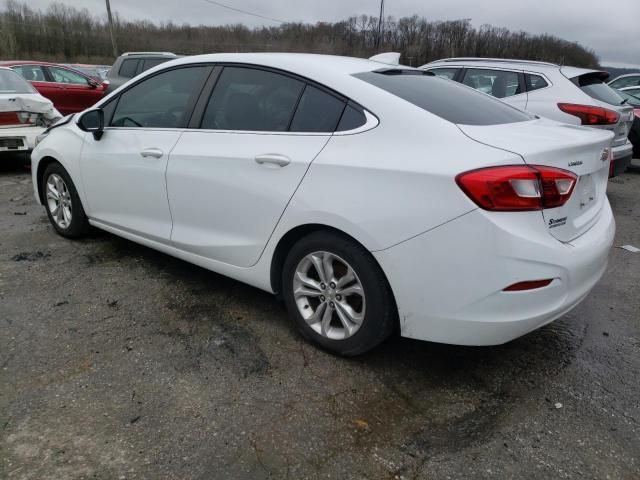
[269,224,398,315]
[36,156,62,204]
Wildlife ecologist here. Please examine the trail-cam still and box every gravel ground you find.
[1,156,639,480]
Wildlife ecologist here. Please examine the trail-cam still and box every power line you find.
[200,0,286,24]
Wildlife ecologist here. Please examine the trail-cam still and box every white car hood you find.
[0,93,61,124]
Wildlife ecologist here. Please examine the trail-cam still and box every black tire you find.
[42,162,90,238]
[282,230,397,356]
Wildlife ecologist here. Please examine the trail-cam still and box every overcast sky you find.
[24,0,640,66]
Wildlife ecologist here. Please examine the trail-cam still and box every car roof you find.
[423,57,608,79]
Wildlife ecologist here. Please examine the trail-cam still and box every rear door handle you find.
[254,154,290,167]
[140,148,164,159]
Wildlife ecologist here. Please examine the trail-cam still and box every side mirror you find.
[78,108,104,140]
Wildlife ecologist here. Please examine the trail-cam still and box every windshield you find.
[354,70,533,126]
[0,69,37,94]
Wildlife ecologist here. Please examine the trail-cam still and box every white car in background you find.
[31,53,615,355]
[0,67,61,154]
[608,73,640,90]
[421,58,635,176]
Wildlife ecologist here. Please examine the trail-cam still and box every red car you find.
[0,61,107,115]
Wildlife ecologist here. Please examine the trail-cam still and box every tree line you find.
[0,0,600,68]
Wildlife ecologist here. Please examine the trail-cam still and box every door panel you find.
[80,129,181,242]
[167,132,330,267]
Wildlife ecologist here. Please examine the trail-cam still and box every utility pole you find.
[105,0,118,58]
[375,0,385,53]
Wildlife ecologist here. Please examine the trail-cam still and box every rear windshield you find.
[0,69,37,94]
[572,73,625,106]
[354,70,533,125]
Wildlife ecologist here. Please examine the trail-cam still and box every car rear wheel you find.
[43,163,90,238]
[282,230,396,356]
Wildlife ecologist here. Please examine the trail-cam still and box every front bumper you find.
[0,126,44,153]
[374,202,615,346]
[610,141,633,177]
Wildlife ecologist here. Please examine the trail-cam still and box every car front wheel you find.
[282,230,397,356]
[42,162,90,238]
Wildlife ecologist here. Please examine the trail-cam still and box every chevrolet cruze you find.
[31,53,615,355]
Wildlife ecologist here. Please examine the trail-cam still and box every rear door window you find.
[525,74,549,92]
[118,59,139,79]
[142,58,170,72]
[462,69,523,98]
[201,67,304,131]
[12,65,46,82]
[354,70,532,126]
[609,76,640,89]
[289,85,345,132]
[572,73,625,106]
[428,68,459,80]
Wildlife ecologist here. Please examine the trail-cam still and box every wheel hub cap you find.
[293,251,366,340]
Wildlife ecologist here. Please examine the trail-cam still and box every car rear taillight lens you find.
[456,165,577,211]
[558,103,619,125]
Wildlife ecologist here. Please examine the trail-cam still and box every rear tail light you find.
[558,103,619,125]
[456,165,577,211]
[0,112,35,125]
[634,109,640,119]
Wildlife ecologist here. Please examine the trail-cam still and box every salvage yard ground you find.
[1,156,639,479]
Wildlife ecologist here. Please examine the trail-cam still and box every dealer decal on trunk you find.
[549,217,567,228]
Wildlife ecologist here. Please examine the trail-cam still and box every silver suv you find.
[421,58,635,176]
[105,52,178,94]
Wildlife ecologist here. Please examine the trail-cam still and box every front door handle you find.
[254,154,290,167]
[140,148,164,159]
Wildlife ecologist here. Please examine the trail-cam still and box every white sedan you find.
[0,67,61,153]
[31,53,615,355]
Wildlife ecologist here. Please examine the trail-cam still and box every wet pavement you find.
[1,157,639,479]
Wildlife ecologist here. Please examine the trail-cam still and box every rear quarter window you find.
[354,71,532,126]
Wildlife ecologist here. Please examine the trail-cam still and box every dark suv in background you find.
[105,52,179,93]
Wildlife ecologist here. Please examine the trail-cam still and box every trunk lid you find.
[458,118,614,242]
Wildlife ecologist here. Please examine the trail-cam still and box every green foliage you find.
[0,1,600,68]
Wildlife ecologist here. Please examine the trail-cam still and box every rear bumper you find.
[374,202,615,346]
[0,126,43,152]
[610,142,633,177]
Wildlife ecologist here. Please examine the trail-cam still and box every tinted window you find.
[354,71,532,126]
[142,58,170,72]
[429,68,458,80]
[525,74,548,92]
[111,66,209,128]
[289,85,345,132]
[336,105,366,131]
[623,87,640,97]
[463,69,522,98]
[119,59,139,79]
[12,65,46,82]
[573,73,625,106]
[201,67,304,131]
[48,67,88,85]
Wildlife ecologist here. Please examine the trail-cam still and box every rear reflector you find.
[503,279,553,291]
[456,165,577,211]
[558,103,619,125]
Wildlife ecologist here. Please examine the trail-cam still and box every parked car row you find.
[31,53,619,355]
[0,52,178,116]
[421,58,637,177]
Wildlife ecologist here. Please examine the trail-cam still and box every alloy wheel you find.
[293,251,366,340]
[46,173,73,229]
